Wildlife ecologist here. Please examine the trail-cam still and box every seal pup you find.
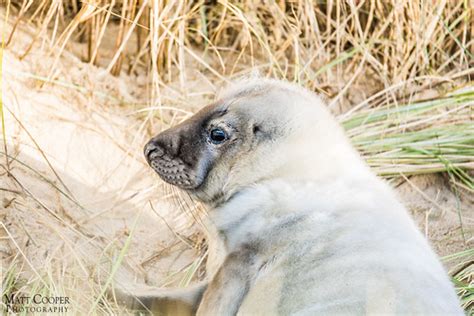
[130,78,462,315]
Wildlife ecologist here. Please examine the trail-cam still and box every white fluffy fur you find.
[197,78,462,315]
[127,78,462,315]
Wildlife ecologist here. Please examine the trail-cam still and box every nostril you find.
[144,141,164,161]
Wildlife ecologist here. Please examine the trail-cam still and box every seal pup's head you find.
[144,78,367,205]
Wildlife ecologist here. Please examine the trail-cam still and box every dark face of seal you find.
[144,102,251,194]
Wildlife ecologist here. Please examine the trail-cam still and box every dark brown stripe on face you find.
[144,101,228,190]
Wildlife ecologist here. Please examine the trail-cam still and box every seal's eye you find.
[209,128,227,144]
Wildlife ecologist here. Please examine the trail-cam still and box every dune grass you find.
[1,0,473,314]
[344,86,474,181]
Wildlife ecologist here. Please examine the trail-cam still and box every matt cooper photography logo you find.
[2,293,70,313]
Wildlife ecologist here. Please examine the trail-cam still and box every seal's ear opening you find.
[252,124,271,141]
[252,125,261,134]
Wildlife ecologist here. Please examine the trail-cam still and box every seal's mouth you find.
[144,141,202,190]
[149,157,198,189]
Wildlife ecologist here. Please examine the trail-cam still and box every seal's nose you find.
[144,140,164,163]
[145,130,182,161]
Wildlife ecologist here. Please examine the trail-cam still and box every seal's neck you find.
[206,183,281,252]
[205,176,356,253]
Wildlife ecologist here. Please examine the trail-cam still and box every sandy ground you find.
[398,174,473,258]
[1,16,209,313]
[1,10,472,314]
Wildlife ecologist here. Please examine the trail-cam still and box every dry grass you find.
[1,0,473,314]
